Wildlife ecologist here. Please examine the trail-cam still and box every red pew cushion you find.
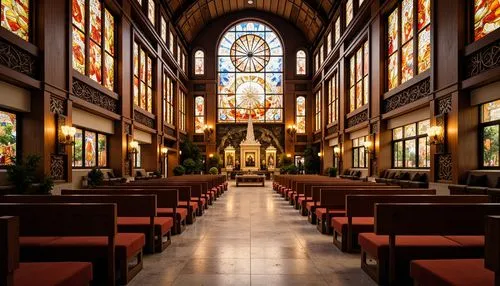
[331,217,374,232]
[315,208,346,219]
[157,208,188,220]
[410,259,493,286]
[48,233,145,258]
[298,197,312,204]
[14,262,93,286]
[306,201,319,211]
[444,236,485,247]
[117,217,174,235]
[179,201,199,211]
[358,233,462,259]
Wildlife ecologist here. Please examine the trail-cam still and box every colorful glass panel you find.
[1,0,29,41]
[148,0,155,25]
[98,134,107,167]
[73,129,83,167]
[401,42,414,83]
[418,0,431,30]
[72,27,86,74]
[195,50,204,75]
[484,125,500,166]
[474,0,500,41]
[346,0,353,26]
[0,111,16,165]
[401,0,413,43]
[482,100,500,122]
[296,50,306,75]
[296,96,306,133]
[72,0,85,31]
[388,53,398,90]
[89,0,101,44]
[84,132,96,167]
[104,53,114,90]
[418,25,431,73]
[388,9,398,55]
[217,21,283,122]
[89,40,102,83]
[105,9,114,55]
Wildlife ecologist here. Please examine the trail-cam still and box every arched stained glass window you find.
[194,50,204,75]
[217,21,283,123]
[296,96,306,133]
[194,96,205,133]
[296,50,306,75]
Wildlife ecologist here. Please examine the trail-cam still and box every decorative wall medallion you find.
[437,95,452,115]
[216,124,284,159]
[467,41,500,78]
[346,109,368,128]
[72,79,118,113]
[50,154,65,181]
[50,96,65,115]
[134,110,154,129]
[0,39,37,78]
[437,153,452,181]
[383,78,431,113]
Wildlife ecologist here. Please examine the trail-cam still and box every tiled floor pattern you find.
[129,181,376,286]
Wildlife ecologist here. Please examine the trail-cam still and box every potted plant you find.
[87,167,104,188]
[209,167,219,175]
[182,158,197,174]
[6,154,41,194]
[173,165,186,176]
[328,167,338,177]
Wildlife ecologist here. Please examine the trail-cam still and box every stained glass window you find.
[148,0,155,26]
[194,50,204,75]
[296,96,306,133]
[348,41,369,112]
[98,134,107,167]
[392,119,430,168]
[315,90,321,131]
[327,31,332,54]
[474,0,500,41]
[386,0,431,91]
[315,53,319,73]
[319,45,324,66]
[161,17,167,43]
[0,110,16,166]
[217,21,283,123]
[84,131,96,167]
[133,42,153,112]
[335,17,341,44]
[177,43,181,64]
[328,70,339,124]
[134,144,141,168]
[72,0,115,91]
[179,90,186,131]
[1,0,29,41]
[346,0,354,26]
[163,72,174,125]
[296,50,306,75]
[169,31,174,54]
[194,96,205,133]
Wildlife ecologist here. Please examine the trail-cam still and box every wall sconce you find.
[59,125,76,145]
[317,152,323,157]
[204,125,214,142]
[179,150,182,155]
[428,125,444,145]
[129,140,139,154]
[161,147,168,157]
[287,125,297,142]
[286,153,292,158]
[364,140,375,159]
[333,146,341,157]
[209,153,214,158]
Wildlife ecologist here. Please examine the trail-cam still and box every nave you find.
[129,182,375,286]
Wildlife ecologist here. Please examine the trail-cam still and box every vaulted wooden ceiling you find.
[165,0,336,43]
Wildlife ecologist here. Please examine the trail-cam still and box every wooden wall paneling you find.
[120,1,133,119]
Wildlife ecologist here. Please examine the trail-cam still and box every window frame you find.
[72,127,109,169]
[0,108,20,168]
[296,49,307,76]
[194,49,205,75]
[480,100,500,169]
[296,95,306,134]
[328,69,339,125]
[352,136,368,168]
[194,95,205,133]
[347,40,369,112]
[178,89,186,131]
[314,89,322,132]
[385,0,432,91]
[391,120,430,169]
[163,70,175,126]
[133,40,155,113]
[71,0,117,91]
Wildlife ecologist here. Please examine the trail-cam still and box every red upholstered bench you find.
[118,217,173,252]
[361,203,500,285]
[315,208,346,234]
[2,216,94,286]
[411,259,493,285]
[157,207,188,234]
[332,217,374,250]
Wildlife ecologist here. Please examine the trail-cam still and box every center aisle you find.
[129,181,375,286]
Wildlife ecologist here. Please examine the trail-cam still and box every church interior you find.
[2,0,500,285]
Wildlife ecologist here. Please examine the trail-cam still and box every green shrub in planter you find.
[182,158,197,174]
[328,167,338,177]
[209,167,219,175]
[173,165,186,176]
[87,168,104,188]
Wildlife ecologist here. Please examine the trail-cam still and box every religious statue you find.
[267,154,274,168]
[234,159,241,170]
[227,154,234,167]
[261,159,267,170]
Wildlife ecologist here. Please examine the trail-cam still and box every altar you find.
[235,174,265,187]
[239,112,261,171]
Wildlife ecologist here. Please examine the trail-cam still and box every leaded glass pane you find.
[484,125,500,167]
[405,123,417,137]
[73,128,83,167]
[0,111,16,165]
[418,0,431,30]
[418,26,431,73]
[346,0,353,26]
[104,10,114,55]
[388,53,398,90]
[402,0,413,43]
[98,134,107,167]
[418,120,430,135]
[85,131,96,167]
[401,42,414,83]
[72,27,86,74]
[89,0,101,45]
[482,100,500,123]
[393,127,403,140]
[1,0,29,41]
[296,50,306,75]
[89,40,102,83]
[388,9,399,55]
[404,139,416,167]
[418,137,430,168]
[72,0,85,31]
[394,141,403,167]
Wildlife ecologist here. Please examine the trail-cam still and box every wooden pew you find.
[0,194,170,254]
[360,203,500,285]
[61,188,186,235]
[334,194,489,253]
[410,215,500,286]
[311,184,401,233]
[1,216,93,286]
[0,203,120,286]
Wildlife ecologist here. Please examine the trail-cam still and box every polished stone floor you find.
[129,181,376,286]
